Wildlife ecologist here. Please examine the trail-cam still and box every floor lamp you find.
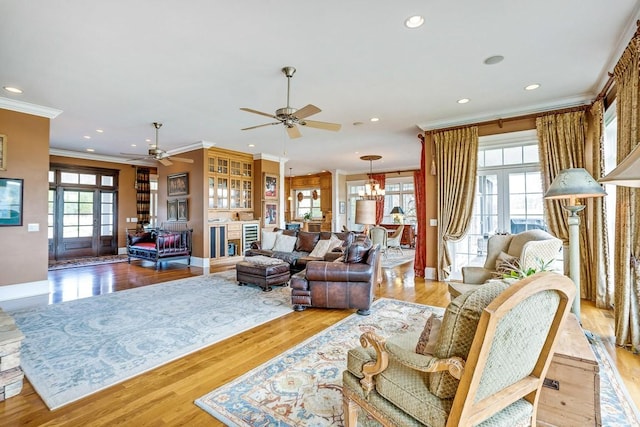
[544,168,606,322]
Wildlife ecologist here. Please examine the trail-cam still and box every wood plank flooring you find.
[0,259,637,426]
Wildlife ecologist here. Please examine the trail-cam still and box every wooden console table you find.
[379,224,416,248]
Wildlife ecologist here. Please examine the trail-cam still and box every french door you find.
[48,167,118,260]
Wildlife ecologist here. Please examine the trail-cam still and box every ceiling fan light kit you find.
[240,66,341,138]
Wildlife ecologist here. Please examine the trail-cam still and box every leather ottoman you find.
[236,257,291,292]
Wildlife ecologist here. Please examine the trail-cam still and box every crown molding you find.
[416,95,593,131]
[169,140,215,155]
[253,152,285,163]
[49,148,154,166]
[0,97,62,119]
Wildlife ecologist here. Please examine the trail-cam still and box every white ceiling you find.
[1,1,638,176]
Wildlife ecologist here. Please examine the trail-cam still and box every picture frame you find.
[167,199,178,221]
[0,178,23,226]
[168,172,188,196]
[264,202,278,227]
[0,134,6,171]
[339,201,346,214]
[263,173,278,199]
[177,199,188,221]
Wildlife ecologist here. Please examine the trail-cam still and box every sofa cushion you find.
[261,230,281,251]
[296,231,320,253]
[272,234,297,253]
[130,231,153,245]
[344,239,373,263]
[309,239,334,258]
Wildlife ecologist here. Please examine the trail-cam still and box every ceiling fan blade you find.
[168,156,194,164]
[158,158,173,166]
[286,125,302,139]
[240,108,278,119]
[300,120,342,132]
[242,122,280,131]
[293,104,321,119]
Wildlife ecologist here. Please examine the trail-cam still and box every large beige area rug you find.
[10,270,292,409]
[195,298,640,427]
[48,254,129,270]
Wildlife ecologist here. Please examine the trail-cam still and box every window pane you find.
[101,176,114,186]
[79,192,93,203]
[509,173,526,191]
[61,172,78,184]
[64,191,78,202]
[79,203,93,214]
[525,172,542,193]
[101,225,113,235]
[79,174,96,185]
[79,214,93,225]
[503,147,522,165]
[78,226,93,237]
[523,144,539,163]
[484,149,502,166]
[48,171,55,183]
[63,227,78,238]
[101,192,113,203]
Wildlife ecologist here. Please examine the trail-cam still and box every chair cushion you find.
[429,280,510,399]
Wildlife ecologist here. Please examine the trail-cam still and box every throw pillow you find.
[344,239,373,263]
[272,234,297,253]
[495,251,518,276]
[327,234,344,252]
[261,230,282,251]
[295,231,320,253]
[415,314,443,355]
[308,239,334,258]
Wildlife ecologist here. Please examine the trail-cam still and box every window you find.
[450,130,548,279]
[382,178,416,224]
[603,101,617,286]
[296,189,321,219]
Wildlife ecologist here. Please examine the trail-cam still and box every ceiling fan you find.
[122,122,194,166]
[240,66,341,138]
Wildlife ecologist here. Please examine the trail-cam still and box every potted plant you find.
[303,212,312,222]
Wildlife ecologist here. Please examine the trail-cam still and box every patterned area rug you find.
[48,254,129,270]
[195,298,640,427]
[10,270,292,409]
[380,249,415,269]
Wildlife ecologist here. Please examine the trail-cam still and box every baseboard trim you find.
[0,280,50,310]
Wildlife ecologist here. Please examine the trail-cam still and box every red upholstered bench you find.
[126,228,192,270]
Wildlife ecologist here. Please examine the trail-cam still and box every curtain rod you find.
[423,104,591,135]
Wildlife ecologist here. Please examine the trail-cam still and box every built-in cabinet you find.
[207,152,253,211]
[209,220,260,262]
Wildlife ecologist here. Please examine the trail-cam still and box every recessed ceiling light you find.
[83,135,91,139]
[370,117,379,122]
[131,144,137,147]
[457,98,470,104]
[86,148,95,152]
[525,83,541,91]
[248,144,255,147]
[145,138,151,143]
[405,15,424,29]
[3,86,23,94]
[96,129,104,133]
[483,55,504,65]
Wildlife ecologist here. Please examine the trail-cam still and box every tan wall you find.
[253,158,280,229]
[49,155,144,254]
[0,109,50,287]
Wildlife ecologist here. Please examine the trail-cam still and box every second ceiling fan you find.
[240,66,341,139]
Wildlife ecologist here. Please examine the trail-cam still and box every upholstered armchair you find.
[290,239,381,315]
[342,272,575,427]
[449,229,562,298]
[386,225,404,255]
[368,226,387,256]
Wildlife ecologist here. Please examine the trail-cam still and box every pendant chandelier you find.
[359,155,385,200]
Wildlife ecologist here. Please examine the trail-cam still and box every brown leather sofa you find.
[247,229,354,272]
[290,239,381,316]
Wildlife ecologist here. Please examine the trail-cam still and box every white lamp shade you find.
[599,144,640,187]
[355,200,376,225]
[544,168,606,205]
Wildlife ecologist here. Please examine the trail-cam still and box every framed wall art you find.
[263,173,278,199]
[264,201,278,227]
[0,134,6,171]
[167,199,178,221]
[177,199,188,221]
[168,172,188,196]
[0,178,23,226]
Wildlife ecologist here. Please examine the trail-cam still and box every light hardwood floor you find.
[1,259,638,426]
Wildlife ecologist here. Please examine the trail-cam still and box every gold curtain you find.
[587,100,612,308]
[434,126,478,280]
[613,34,640,353]
[536,110,594,300]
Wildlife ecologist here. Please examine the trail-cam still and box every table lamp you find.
[544,168,606,321]
[355,199,376,235]
[390,206,405,224]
